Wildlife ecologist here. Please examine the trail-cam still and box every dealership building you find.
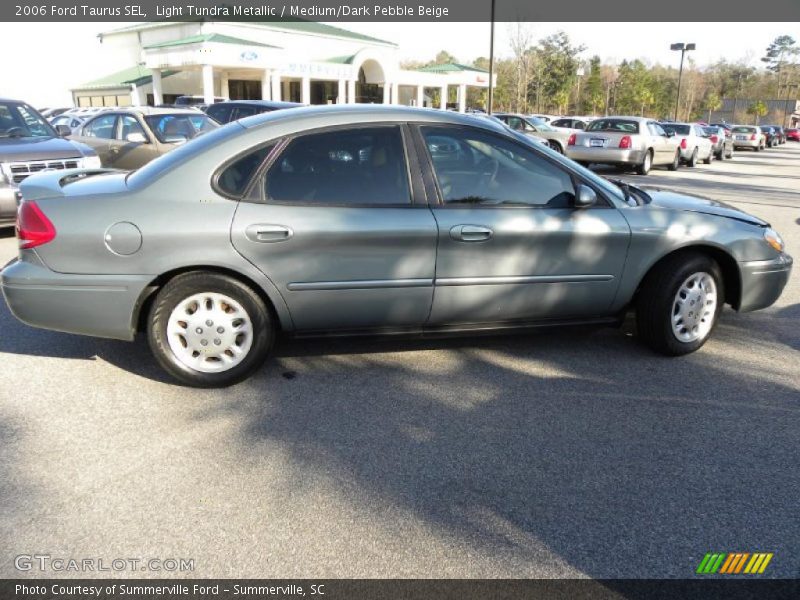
[71,21,495,112]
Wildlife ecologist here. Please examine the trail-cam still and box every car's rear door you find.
[108,114,160,170]
[230,124,438,331]
[413,123,631,326]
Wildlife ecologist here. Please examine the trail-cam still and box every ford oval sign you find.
[240,51,259,62]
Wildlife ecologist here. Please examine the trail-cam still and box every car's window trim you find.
[257,122,417,209]
[411,122,613,210]
[83,113,119,140]
[211,138,285,201]
[115,113,152,144]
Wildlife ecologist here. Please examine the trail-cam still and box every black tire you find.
[716,148,724,161]
[576,160,591,168]
[667,150,680,171]
[549,140,564,154]
[147,271,274,387]
[636,252,724,356]
[635,150,652,175]
[703,149,713,165]
[687,148,698,167]
[755,145,761,152]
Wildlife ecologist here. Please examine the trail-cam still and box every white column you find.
[301,76,311,105]
[271,74,281,101]
[348,79,357,103]
[151,69,163,106]
[458,84,467,113]
[391,82,400,105]
[337,79,346,104]
[130,84,144,107]
[439,85,447,110]
[382,83,390,104]
[202,65,215,105]
[261,69,271,101]
[220,73,229,99]
[416,85,424,108]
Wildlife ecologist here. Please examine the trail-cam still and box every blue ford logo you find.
[240,51,258,62]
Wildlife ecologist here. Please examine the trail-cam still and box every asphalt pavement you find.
[0,142,798,578]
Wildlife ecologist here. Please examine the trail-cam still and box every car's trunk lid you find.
[18,169,127,200]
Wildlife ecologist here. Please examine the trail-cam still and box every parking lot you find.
[0,143,798,579]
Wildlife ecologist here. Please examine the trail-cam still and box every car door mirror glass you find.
[575,185,597,208]
[55,124,71,137]
[126,132,147,143]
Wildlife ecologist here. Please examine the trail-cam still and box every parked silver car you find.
[493,113,574,154]
[1,106,792,387]
[660,122,715,166]
[566,116,681,174]
[731,125,766,151]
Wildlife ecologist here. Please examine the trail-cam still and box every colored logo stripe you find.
[697,552,773,574]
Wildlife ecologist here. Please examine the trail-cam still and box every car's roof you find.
[595,115,649,122]
[88,106,206,116]
[236,104,512,131]
[212,100,304,108]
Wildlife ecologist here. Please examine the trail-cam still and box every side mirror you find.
[575,184,597,208]
[126,132,148,143]
[163,134,188,144]
[55,124,71,137]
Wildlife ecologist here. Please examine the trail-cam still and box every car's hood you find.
[0,136,93,161]
[642,187,767,227]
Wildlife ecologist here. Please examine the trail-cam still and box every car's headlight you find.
[82,155,102,169]
[764,227,785,253]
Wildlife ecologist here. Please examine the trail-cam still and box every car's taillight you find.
[16,200,56,249]
[618,135,632,149]
[568,133,576,146]
[750,134,757,140]
[680,138,687,149]
[711,135,718,143]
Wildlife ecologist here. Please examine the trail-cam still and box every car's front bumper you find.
[566,147,646,165]
[0,183,20,226]
[738,253,793,312]
[1,255,153,341]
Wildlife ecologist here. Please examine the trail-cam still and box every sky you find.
[0,21,793,107]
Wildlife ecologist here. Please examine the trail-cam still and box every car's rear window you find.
[585,119,639,133]
[702,127,718,135]
[732,126,756,133]
[662,124,691,135]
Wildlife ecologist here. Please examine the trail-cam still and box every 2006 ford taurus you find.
[0,106,792,387]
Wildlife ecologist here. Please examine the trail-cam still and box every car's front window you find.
[0,102,57,138]
[144,113,219,143]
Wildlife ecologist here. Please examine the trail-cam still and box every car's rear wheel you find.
[716,148,724,161]
[687,148,698,167]
[548,140,564,154]
[636,252,724,356]
[703,148,713,164]
[726,145,734,159]
[636,150,652,175]
[667,150,680,171]
[148,272,274,387]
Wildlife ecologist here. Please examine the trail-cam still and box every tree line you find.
[403,31,799,124]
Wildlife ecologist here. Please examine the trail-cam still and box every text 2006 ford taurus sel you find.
[1,106,793,387]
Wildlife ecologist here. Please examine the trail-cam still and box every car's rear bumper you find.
[738,253,793,312]
[0,256,153,341]
[733,139,760,149]
[566,147,646,165]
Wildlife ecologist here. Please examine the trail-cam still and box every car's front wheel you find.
[148,272,274,387]
[636,252,724,356]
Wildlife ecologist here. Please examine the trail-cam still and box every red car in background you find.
[786,128,800,141]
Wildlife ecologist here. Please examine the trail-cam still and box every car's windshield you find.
[144,113,218,143]
[662,124,691,135]
[585,119,639,133]
[0,102,57,138]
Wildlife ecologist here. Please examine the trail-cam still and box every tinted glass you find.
[586,119,640,133]
[206,104,233,124]
[422,126,575,208]
[265,126,410,205]
[732,126,756,133]
[0,102,56,138]
[218,144,275,197]
[233,106,259,119]
[648,122,667,136]
[144,113,218,143]
[118,115,146,141]
[662,124,691,135]
[83,114,117,139]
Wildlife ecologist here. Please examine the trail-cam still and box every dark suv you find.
[0,98,100,226]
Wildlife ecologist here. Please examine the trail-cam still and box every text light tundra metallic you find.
[0,106,792,387]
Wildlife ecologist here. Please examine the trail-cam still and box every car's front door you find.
[108,114,160,170]
[415,124,631,326]
[230,124,438,331]
[73,113,117,166]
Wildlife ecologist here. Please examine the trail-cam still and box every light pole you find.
[575,66,585,114]
[671,42,695,121]
[782,82,798,128]
[487,0,495,115]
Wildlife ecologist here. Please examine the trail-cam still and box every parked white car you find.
[660,122,715,167]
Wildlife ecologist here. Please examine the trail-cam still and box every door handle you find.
[245,224,293,243]
[450,225,493,242]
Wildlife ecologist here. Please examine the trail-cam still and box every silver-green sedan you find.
[1,106,792,387]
